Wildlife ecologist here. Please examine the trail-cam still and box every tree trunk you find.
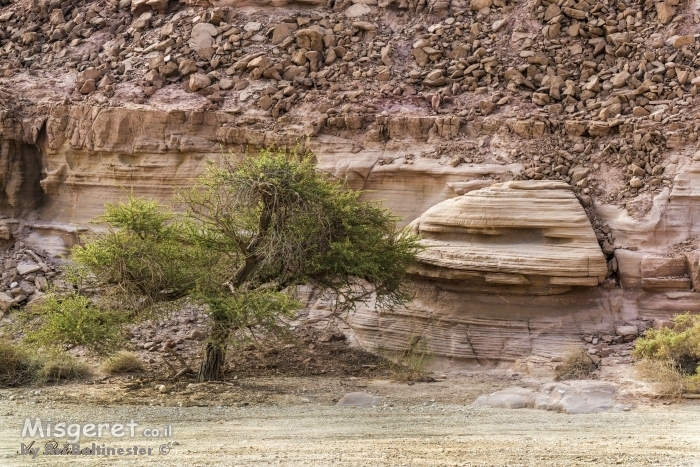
[197,322,230,382]
[197,198,272,382]
[196,341,225,382]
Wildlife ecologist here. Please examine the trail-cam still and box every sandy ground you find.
[1,373,700,467]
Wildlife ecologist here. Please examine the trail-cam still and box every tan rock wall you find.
[1,101,698,367]
[315,283,629,369]
[3,104,525,227]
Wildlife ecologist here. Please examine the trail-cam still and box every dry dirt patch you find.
[1,372,699,467]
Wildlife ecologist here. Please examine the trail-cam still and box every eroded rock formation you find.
[409,180,608,288]
[0,139,44,217]
[1,0,699,368]
[340,181,622,369]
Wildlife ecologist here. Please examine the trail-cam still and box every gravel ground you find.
[1,374,699,467]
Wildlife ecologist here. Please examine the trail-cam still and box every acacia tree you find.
[71,150,420,381]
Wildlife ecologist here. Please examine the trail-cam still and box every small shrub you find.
[0,340,92,386]
[0,339,39,387]
[636,359,690,399]
[633,313,700,374]
[37,352,92,384]
[21,294,125,356]
[633,313,700,395]
[554,348,598,381]
[102,352,145,375]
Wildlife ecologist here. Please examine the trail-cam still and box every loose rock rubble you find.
[581,318,654,362]
[110,304,380,380]
[1,0,697,205]
[0,240,58,312]
[124,306,209,356]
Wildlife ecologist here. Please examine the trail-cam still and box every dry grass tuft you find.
[0,339,92,386]
[380,336,434,383]
[636,360,691,399]
[0,339,38,387]
[37,353,92,384]
[554,347,598,381]
[102,352,145,375]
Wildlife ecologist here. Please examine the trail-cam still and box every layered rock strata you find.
[409,180,608,288]
[1,0,700,367]
[341,181,619,369]
[340,168,700,369]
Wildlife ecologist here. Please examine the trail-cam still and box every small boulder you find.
[611,71,630,88]
[345,3,371,17]
[49,9,65,25]
[0,292,15,312]
[473,388,542,409]
[470,0,492,10]
[352,21,376,31]
[191,22,218,38]
[271,23,292,45]
[258,95,275,111]
[295,28,325,53]
[656,2,676,24]
[188,73,211,92]
[79,67,104,82]
[616,325,639,342]
[629,176,643,188]
[132,12,152,29]
[247,56,271,70]
[178,59,198,75]
[218,78,233,90]
[673,35,694,49]
[17,263,41,276]
[244,22,262,32]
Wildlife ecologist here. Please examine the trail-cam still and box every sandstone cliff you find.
[1,0,699,367]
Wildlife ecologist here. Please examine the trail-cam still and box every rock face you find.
[1,0,700,368]
[0,139,44,217]
[333,273,624,368]
[409,181,607,288]
[331,180,616,370]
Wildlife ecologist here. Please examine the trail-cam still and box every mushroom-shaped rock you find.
[409,181,608,287]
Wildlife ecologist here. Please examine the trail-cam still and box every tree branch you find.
[231,196,273,288]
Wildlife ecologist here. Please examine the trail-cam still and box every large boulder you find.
[409,181,608,287]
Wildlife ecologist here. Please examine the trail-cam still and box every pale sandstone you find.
[0,0,699,370]
[409,181,607,286]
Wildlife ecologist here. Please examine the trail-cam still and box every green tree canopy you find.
[65,149,420,381]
